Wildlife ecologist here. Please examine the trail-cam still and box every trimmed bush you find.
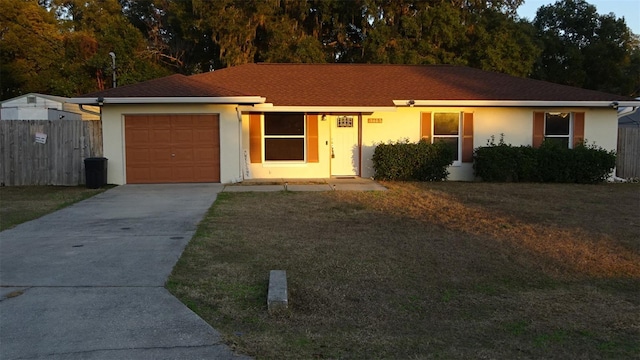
[571,143,617,183]
[473,136,517,182]
[372,140,454,181]
[536,140,573,182]
[473,137,616,184]
[474,135,539,182]
[513,145,539,182]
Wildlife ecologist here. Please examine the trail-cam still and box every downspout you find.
[618,105,640,127]
[236,106,243,182]
[78,104,101,117]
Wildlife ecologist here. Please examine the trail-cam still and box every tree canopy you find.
[1,0,638,100]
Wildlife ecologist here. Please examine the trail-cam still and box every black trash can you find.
[84,157,108,189]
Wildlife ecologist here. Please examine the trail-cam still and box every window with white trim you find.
[544,112,572,148]
[433,112,461,163]
[264,113,305,161]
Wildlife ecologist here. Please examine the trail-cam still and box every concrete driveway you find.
[0,184,250,359]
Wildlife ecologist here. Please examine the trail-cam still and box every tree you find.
[464,11,540,77]
[358,0,539,76]
[532,0,640,96]
[0,0,64,99]
[1,0,169,99]
[51,0,170,93]
[117,0,541,75]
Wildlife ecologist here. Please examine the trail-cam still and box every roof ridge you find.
[253,62,459,67]
[74,63,636,103]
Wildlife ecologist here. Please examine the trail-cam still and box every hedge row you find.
[473,138,616,183]
[372,140,454,181]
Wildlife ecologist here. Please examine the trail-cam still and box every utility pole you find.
[108,52,116,88]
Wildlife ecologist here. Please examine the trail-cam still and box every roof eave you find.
[393,100,640,108]
[69,96,267,105]
[237,104,397,113]
[1,93,70,105]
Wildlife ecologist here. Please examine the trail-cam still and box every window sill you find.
[262,161,308,167]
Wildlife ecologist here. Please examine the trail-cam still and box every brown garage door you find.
[125,114,220,183]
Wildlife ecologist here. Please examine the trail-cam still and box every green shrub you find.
[513,145,539,182]
[372,140,454,181]
[473,134,540,182]
[571,143,617,184]
[473,135,518,182]
[536,140,573,182]
[473,137,616,184]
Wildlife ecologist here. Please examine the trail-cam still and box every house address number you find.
[368,118,383,123]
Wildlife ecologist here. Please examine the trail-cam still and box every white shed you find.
[0,93,100,121]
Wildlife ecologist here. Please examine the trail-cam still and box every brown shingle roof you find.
[78,74,245,98]
[79,63,635,106]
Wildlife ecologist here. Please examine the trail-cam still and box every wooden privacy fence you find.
[617,127,640,179]
[0,120,103,186]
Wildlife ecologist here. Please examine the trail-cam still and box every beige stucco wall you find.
[102,103,242,185]
[359,107,618,181]
[102,103,618,184]
[582,108,618,151]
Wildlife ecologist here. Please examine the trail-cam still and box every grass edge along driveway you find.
[0,186,108,231]
[167,182,640,359]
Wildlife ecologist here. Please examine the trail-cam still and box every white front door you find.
[331,115,359,176]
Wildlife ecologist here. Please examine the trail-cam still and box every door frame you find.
[329,113,362,177]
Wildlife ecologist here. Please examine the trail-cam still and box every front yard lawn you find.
[0,186,107,231]
[167,182,640,359]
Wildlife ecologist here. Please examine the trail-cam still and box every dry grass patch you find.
[0,186,107,231]
[168,182,640,359]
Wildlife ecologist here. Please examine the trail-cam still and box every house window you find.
[264,113,305,161]
[337,116,353,128]
[433,112,461,162]
[545,112,572,148]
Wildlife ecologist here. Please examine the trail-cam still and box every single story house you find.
[1,93,100,121]
[71,63,640,184]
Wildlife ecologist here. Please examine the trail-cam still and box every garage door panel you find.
[125,115,149,127]
[171,166,195,182]
[172,148,194,162]
[127,129,150,144]
[127,148,150,163]
[172,129,194,144]
[126,167,150,183]
[195,166,218,182]
[150,148,172,162]
[151,129,171,143]
[150,167,173,182]
[194,148,217,162]
[194,129,216,142]
[125,114,220,183]
[171,115,193,127]
[152,116,171,128]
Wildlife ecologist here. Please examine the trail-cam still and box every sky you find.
[517,0,640,35]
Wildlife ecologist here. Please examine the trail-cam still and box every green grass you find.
[0,186,108,231]
[167,182,640,359]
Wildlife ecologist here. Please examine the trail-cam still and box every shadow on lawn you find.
[331,182,640,279]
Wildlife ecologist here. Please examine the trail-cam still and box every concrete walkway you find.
[223,177,387,192]
[0,184,249,360]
